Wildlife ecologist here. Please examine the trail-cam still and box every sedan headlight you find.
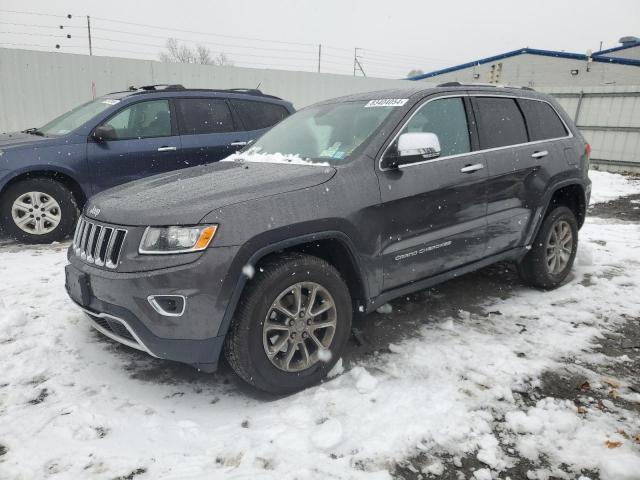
[139,225,217,254]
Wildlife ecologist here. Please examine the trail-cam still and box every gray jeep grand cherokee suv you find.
[65,84,591,394]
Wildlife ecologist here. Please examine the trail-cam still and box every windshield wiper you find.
[23,127,45,136]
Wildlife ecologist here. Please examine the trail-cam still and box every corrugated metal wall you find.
[1,48,638,171]
[540,86,640,171]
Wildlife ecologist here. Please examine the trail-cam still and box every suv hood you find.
[85,160,337,226]
[0,132,56,150]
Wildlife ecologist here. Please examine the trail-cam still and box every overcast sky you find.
[1,0,638,78]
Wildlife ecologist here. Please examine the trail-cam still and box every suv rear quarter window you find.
[231,100,289,131]
[517,98,568,141]
[176,98,235,135]
[475,97,528,149]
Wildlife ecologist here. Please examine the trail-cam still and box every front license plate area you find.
[65,265,92,307]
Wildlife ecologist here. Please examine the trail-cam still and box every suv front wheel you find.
[225,252,352,395]
[518,206,579,289]
[0,178,78,244]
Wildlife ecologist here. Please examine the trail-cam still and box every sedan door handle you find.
[230,141,248,147]
[460,163,484,173]
[531,150,549,159]
[157,146,177,152]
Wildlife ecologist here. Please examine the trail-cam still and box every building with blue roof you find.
[409,37,640,86]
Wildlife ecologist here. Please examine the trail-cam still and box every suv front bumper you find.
[65,245,240,371]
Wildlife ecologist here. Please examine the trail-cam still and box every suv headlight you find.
[139,225,217,254]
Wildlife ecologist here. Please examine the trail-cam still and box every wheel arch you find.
[216,231,369,341]
[545,182,587,229]
[524,180,587,248]
[0,168,88,208]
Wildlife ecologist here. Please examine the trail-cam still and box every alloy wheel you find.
[545,219,573,275]
[262,281,337,372]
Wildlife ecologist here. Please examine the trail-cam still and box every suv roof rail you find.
[128,84,186,92]
[117,85,284,101]
[437,81,535,91]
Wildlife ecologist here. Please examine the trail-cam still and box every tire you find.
[517,206,578,289]
[225,252,352,395]
[0,178,79,244]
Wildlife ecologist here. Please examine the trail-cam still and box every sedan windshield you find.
[38,97,122,137]
[241,101,396,164]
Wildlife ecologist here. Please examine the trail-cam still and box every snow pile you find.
[505,398,640,479]
[222,149,330,167]
[589,170,638,204]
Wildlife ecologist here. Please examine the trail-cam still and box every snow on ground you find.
[0,172,639,480]
[588,170,639,204]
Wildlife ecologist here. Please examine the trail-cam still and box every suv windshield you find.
[241,101,395,164]
[38,97,122,137]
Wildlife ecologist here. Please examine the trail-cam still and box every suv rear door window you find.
[475,97,528,149]
[231,100,289,131]
[176,98,235,135]
[517,99,568,141]
[103,100,172,139]
[399,97,471,157]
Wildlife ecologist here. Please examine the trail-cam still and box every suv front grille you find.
[72,217,127,269]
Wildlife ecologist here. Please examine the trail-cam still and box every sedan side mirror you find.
[92,125,117,142]
[381,132,441,169]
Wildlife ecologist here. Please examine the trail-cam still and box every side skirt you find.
[367,246,528,313]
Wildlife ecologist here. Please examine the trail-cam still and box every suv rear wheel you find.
[517,206,578,289]
[225,252,352,395]
[0,178,78,244]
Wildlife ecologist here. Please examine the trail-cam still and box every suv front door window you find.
[377,96,488,289]
[87,99,182,192]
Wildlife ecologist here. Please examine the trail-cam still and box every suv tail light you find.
[584,143,591,170]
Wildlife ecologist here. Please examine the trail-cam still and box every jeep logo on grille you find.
[88,206,101,217]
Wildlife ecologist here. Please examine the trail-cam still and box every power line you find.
[0,9,72,19]
[91,15,319,48]
[0,10,451,78]
[89,26,316,55]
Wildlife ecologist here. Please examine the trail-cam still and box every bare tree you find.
[196,44,212,65]
[212,52,233,66]
[407,69,424,77]
[160,38,233,66]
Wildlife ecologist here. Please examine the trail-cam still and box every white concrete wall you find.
[417,53,640,87]
[0,48,413,133]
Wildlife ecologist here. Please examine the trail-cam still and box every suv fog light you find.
[147,295,186,317]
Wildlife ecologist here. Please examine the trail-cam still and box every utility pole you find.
[353,47,357,76]
[317,44,321,73]
[87,16,93,56]
[353,48,366,77]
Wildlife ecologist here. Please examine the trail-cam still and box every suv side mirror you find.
[92,125,117,142]
[381,132,441,169]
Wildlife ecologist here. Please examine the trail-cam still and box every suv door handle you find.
[531,150,549,159]
[157,146,177,152]
[460,163,484,173]
[230,141,248,147]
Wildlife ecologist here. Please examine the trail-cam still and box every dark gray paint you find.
[66,85,592,371]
